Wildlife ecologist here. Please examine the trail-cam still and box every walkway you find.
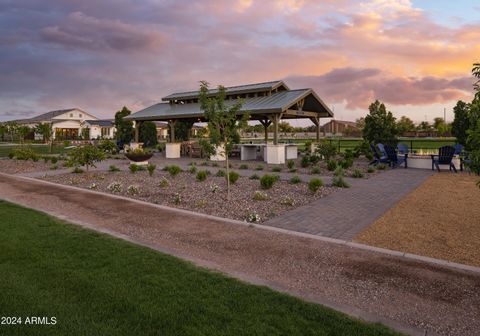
[264,168,433,240]
[1,172,479,336]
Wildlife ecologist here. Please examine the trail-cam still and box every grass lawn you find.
[0,201,401,336]
[0,144,66,157]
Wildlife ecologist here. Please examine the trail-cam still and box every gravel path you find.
[1,172,479,336]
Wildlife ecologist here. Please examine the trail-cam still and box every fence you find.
[325,138,457,153]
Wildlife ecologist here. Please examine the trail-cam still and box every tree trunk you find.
[225,139,230,200]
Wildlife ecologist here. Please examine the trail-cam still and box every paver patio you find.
[264,168,433,240]
[0,172,479,336]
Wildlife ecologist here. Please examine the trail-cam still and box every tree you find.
[35,123,53,153]
[279,121,293,134]
[473,63,480,99]
[433,117,444,130]
[396,116,415,135]
[355,117,365,131]
[68,144,106,171]
[417,121,431,131]
[174,120,195,141]
[199,81,248,200]
[0,123,6,141]
[451,101,470,145]
[139,121,158,147]
[362,100,398,145]
[114,106,134,145]
[5,121,18,142]
[17,125,31,144]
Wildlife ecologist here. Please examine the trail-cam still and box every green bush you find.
[189,165,197,174]
[253,191,268,201]
[108,165,120,172]
[311,166,321,174]
[129,164,139,174]
[216,169,225,177]
[9,147,39,161]
[260,174,278,190]
[334,167,345,177]
[351,169,364,178]
[271,166,282,172]
[147,164,156,176]
[50,156,58,164]
[164,165,182,177]
[43,156,50,163]
[8,152,15,159]
[287,159,295,170]
[196,170,208,182]
[255,165,264,171]
[227,171,240,184]
[68,144,105,171]
[308,178,323,192]
[377,163,387,170]
[50,164,58,170]
[367,166,375,173]
[315,141,337,161]
[98,140,117,154]
[301,155,310,168]
[289,175,301,184]
[72,167,84,174]
[249,174,260,180]
[309,155,320,165]
[332,176,350,188]
[338,158,353,169]
[239,164,249,170]
[327,160,337,171]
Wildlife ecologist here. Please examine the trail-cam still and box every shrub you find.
[50,156,58,164]
[129,164,139,174]
[260,174,278,189]
[334,167,345,177]
[107,182,122,193]
[196,170,208,182]
[200,161,209,166]
[189,165,197,174]
[308,178,323,192]
[173,193,182,204]
[289,175,301,184]
[50,164,58,170]
[108,165,120,172]
[147,164,156,176]
[68,144,105,171]
[253,191,268,201]
[98,139,117,154]
[367,166,375,173]
[195,200,208,208]
[280,196,295,206]
[287,159,295,170]
[158,177,169,188]
[127,185,139,195]
[351,169,364,178]
[88,183,98,189]
[271,166,282,172]
[72,167,84,174]
[227,171,240,184]
[164,165,182,177]
[311,166,321,174]
[315,141,337,161]
[215,169,225,177]
[255,165,264,171]
[8,152,14,159]
[301,155,310,168]
[210,184,220,193]
[289,168,297,173]
[250,174,260,180]
[43,156,50,163]
[332,176,350,188]
[339,158,354,169]
[377,163,387,170]
[239,164,249,170]
[246,212,260,223]
[309,155,320,165]
[327,160,337,171]
[9,147,38,161]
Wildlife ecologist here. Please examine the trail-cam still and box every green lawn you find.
[0,144,66,157]
[0,201,402,336]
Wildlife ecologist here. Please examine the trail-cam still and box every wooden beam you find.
[259,118,272,142]
[168,120,176,143]
[309,117,320,142]
[284,109,318,118]
[267,114,283,145]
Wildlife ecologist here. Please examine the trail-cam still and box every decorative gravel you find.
[40,170,336,222]
[0,159,52,174]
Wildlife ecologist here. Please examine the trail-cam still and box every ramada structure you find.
[126,81,333,163]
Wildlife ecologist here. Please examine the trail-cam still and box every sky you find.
[0,0,479,125]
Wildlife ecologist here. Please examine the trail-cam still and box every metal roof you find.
[126,89,333,121]
[84,119,114,127]
[15,108,80,123]
[162,80,289,101]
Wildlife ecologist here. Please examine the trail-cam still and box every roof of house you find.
[15,108,80,124]
[162,80,289,101]
[324,120,358,127]
[84,119,114,127]
[126,87,333,122]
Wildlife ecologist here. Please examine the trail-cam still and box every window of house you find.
[79,114,82,118]
[70,113,73,117]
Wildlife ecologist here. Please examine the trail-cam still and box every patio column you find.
[310,116,320,142]
[134,121,142,143]
[259,118,271,143]
[168,120,176,142]
[269,114,281,145]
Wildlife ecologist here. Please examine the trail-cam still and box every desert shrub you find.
[289,175,301,184]
[50,156,58,164]
[315,141,337,161]
[239,164,249,170]
[338,158,354,169]
[255,165,264,171]
[127,185,139,195]
[351,169,364,178]
[301,155,310,168]
[88,183,98,189]
[246,212,260,223]
[129,164,139,174]
[109,165,120,172]
[68,144,105,171]
[327,160,337,171]
[215,169,225,177]
[308,178,323,192]
[250,174,260,180]
[309,155,320,165]
[98,139,117,154]
[195,199,208,208]
[188,165,197,174]
[332,176,350,188]
[377,163,387,170]
[107,182,122,193]
[200,161,209,166]
[287,159,295,170]
[289,168,297,173]
[210,184,220,193]
[9,147,38,161]
[158,177,169,188]
[50,164,58,170]
[367,166,375,173]
[260,174,278,189]
[72,167,84,174]
[311,166,321,174]
[253,191,268,201]
[304,140,312,152]
[147,163,156,176]
[271,166,282,172]
[156,143,166,152]
[8,152,15,159]
[334,167,345,177]
[164,165,182,177]
[227,171,240,184]
[281,196,295,206]
[43,156,50,163]
[196,170,208,182]
[173,193,182,204]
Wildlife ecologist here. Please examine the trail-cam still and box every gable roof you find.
[162,80,289,101]
[125,88,333,121]
[84,119,114,127]
[15,108,89,124]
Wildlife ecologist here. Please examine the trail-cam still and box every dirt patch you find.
[0,159,52,174]
[355,173,480,267]
[39,170,336,222]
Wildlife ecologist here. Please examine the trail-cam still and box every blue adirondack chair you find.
[431,146,457,172]
[384,144,408,168]
[377,143,387,157]
[397,143,409,155]
[369,143,389,166]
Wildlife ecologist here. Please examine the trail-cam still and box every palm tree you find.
[473,62,480,98]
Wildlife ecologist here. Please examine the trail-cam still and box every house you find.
[14,108,115,140]
[322,119,360,136]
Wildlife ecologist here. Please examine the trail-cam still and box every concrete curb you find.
[2,171,480,276]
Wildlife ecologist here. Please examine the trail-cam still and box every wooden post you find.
[134,121,141,143]
[268,114,281,145]
[259,118,272,143]
[309,116,320,142]
[168,120,176,142]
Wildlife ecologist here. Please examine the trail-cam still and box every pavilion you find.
[125,80,333,163]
